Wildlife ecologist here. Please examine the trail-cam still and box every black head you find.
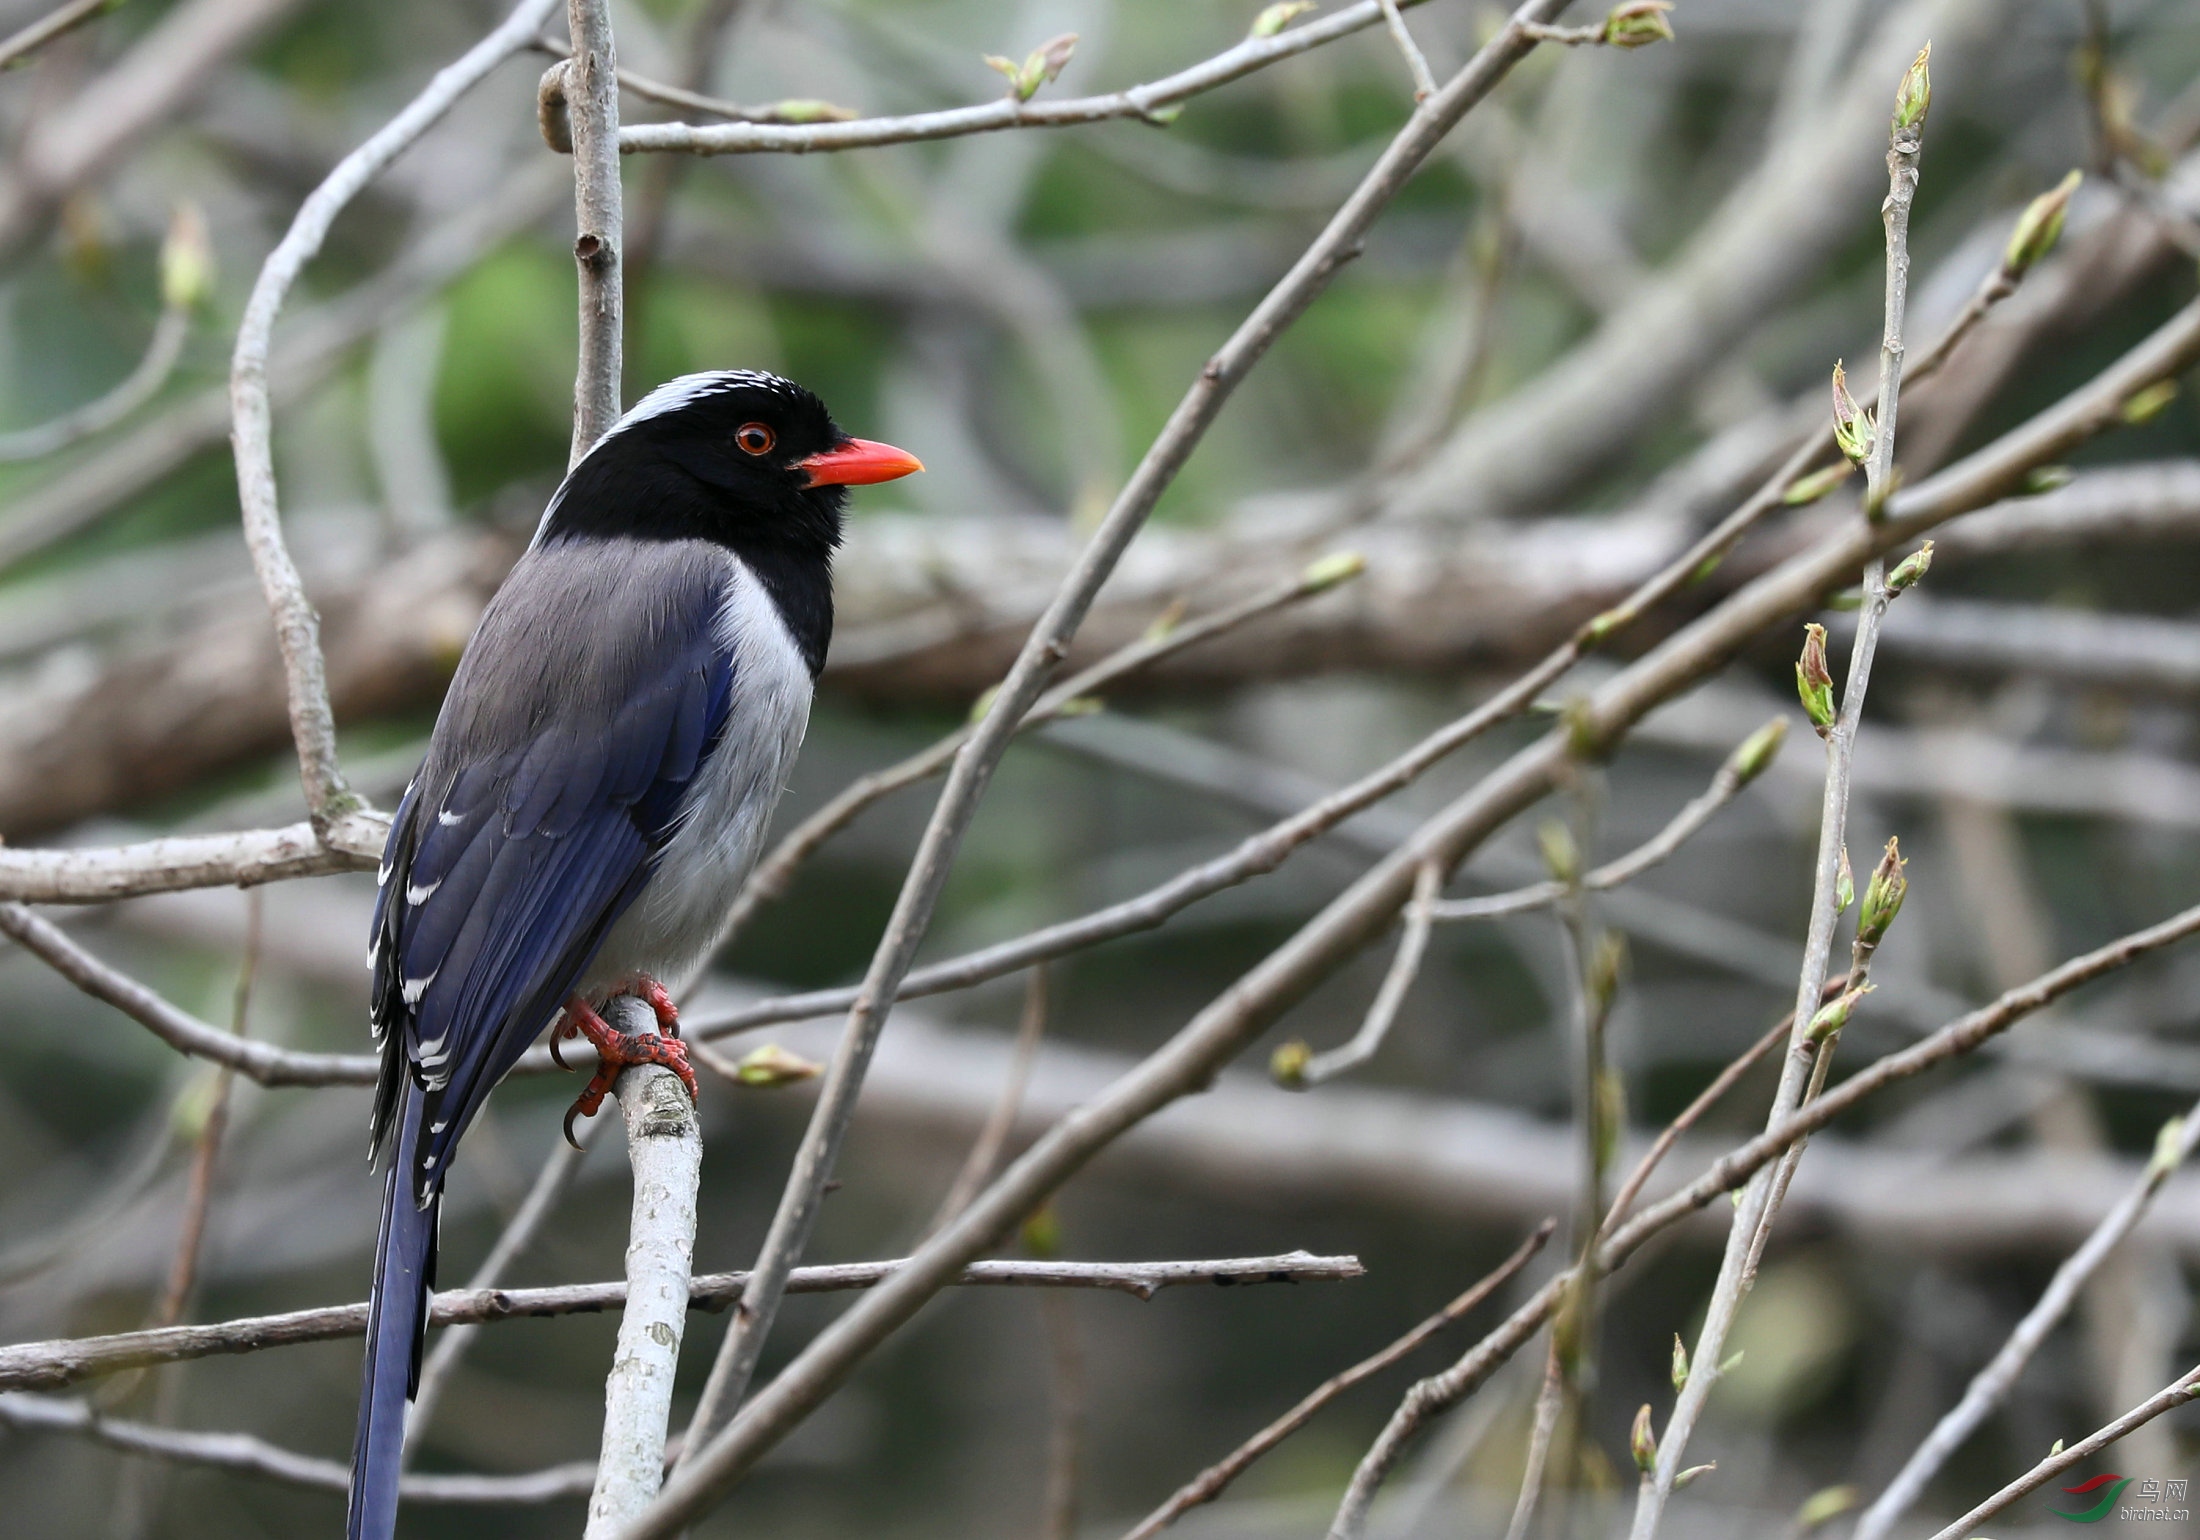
[532,370,921,678]
[535,370,920,561]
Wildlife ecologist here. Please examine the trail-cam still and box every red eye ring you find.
[735,422,775,455]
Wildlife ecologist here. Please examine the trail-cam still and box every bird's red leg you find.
[558,992,699,1147]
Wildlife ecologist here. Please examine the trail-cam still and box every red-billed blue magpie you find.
[348,370,920,1539]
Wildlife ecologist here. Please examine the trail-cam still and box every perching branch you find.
[0,816,383,903]
[661,6,1576,1505]
[0,1253,1363,1393]
[228,0,560,827]
[587,1020,703,1537]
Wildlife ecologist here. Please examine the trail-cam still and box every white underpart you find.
[529,368,800,548]
[581,550,813,995]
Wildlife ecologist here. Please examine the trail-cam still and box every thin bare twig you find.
[0,1253,1364,1393]
[1117,1222,1553,1540]
[1281,861,1440,1088]
[0,0,124,72]
[618,0,1440,156]
[656,12,1574,1513]
[1852,1104,2200,1540]
[0,307,185,462]
[1922,1362,2200,1540]
[0,1393,599,1503]
[1375,0,1439,100]
[1632,50,1931,1538]
[229,0,559,827]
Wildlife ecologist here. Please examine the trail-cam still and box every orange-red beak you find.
[799,437,924,489]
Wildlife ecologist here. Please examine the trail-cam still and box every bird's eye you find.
[735,422,775,455]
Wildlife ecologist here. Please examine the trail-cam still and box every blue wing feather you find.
[366,539,737,1191]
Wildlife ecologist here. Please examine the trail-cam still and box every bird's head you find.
[534,370,922,558]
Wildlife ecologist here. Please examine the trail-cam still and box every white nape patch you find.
[405,879,440,906]
[530,368,801,547]
[401,970,437,1006]
[436,808,465,828]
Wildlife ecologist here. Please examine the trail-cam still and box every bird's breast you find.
[584,551,815,991]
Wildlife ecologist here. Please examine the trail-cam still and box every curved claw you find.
[549,1032,572,1072]
[562,1100,586,1148]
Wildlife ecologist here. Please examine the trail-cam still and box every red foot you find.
[556,986,699,1147]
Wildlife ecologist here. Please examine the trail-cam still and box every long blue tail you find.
[348,1085,437,1540]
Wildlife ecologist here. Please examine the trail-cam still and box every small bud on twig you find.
[2049,1437,2064,1457]
[1270,1039,1312,1088]
[733,1043,822,1087]
[1538,819,1580,886]
[1830,361,1875,466]
[1631,1403,1658,1471]
[1140,598,1188,644]
[1674,1462,1717,1490]
[769,99,859,124]
[2146,1115,2188,1182]
[1835,846,1855,916]
[1299,550,1367,593]
[1796,1484,1861,1533]
[1796,623,1836,736]
[1021,1204,1062,1258]
[1249,1,1317,38]
[1856,836,1907,953]
[2024,465,2074,494]
[1589,934,1626,1015]
[1729,717,1788,787]
[160,203,214,312]
[1892,41,1931,135]
[1600,0,1674,48]
[1805,985,1871,1044]
[985,33,1079,102]
[2002,170,2081,277]
[1670,1333,1690,1391]
[2121,380,2179,426]
[1781,462,1854,507]
[1887,541,1934,593]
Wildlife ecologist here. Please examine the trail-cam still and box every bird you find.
[347,369,920,1540]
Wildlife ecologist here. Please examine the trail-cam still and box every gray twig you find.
[587,1022,703,1537]
[1921,1363,2200,1540]
[0,0,129,72]
[0,307,186,462]
[1852,1104,2200,1540]
[228,0,559,827]
[617,0,1443,156]
[0,1393,599,1503]
[0,1253,1364,1393]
